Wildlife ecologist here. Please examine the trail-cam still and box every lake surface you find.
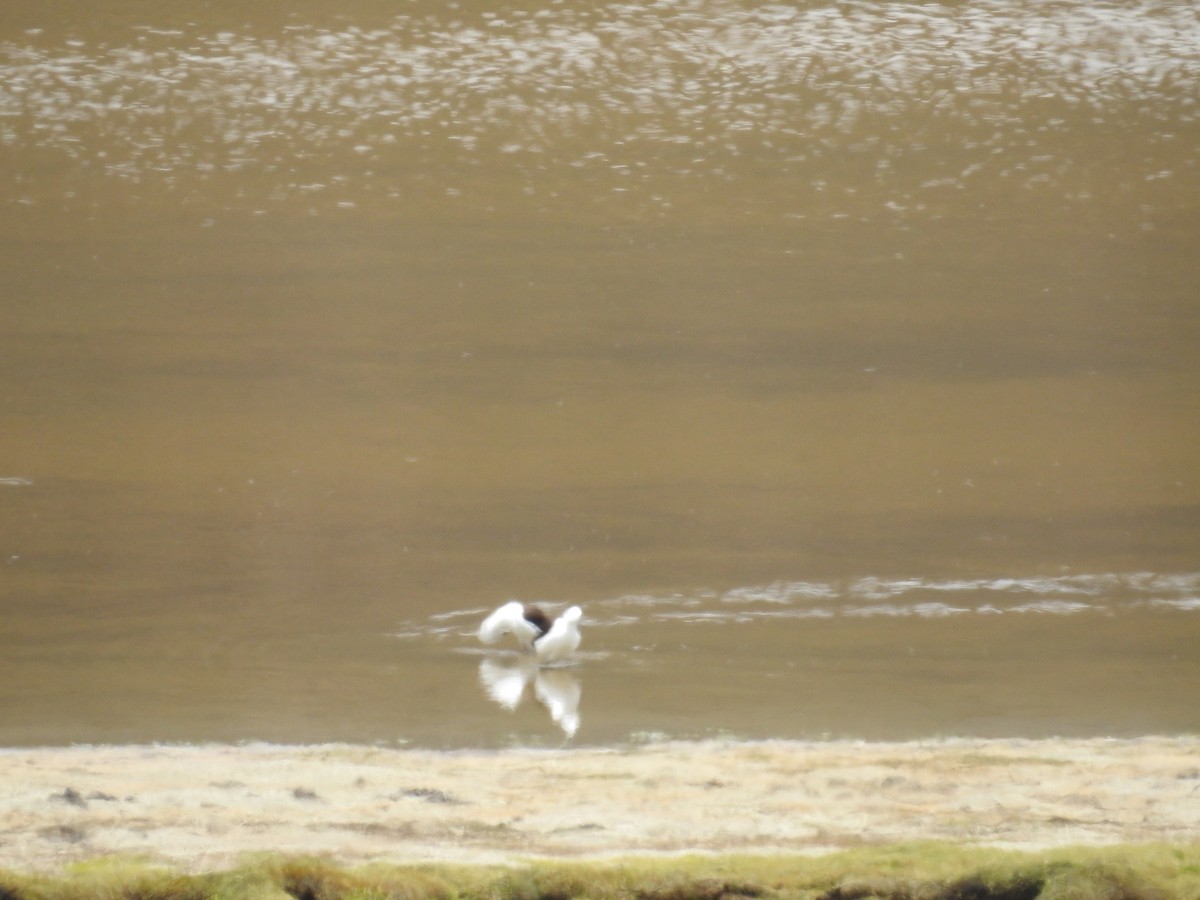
[2,0,1198,748]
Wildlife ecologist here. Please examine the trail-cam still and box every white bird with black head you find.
[478,601,582,665]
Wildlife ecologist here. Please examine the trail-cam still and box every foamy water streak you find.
[397,571,1200,639]
[3,0,1198,210]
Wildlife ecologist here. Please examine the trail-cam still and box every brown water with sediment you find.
[2,0,1198,748]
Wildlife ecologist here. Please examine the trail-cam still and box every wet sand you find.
[2,737,1197,873]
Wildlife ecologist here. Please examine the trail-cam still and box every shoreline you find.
[1,736,1197,874]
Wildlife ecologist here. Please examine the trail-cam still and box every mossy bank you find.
[3,844,1199,900]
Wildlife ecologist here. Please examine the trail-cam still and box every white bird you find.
[478,601,547,651]
[478,601,582,665]
[533,605,582,664]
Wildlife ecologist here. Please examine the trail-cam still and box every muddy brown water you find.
[1,0,1198,748]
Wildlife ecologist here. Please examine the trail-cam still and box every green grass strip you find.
[1,843,1198,899]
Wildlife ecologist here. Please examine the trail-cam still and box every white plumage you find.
[533,605,582,664]
[477,601,582,665]
[478,601,542,651]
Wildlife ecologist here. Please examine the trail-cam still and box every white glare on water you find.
[2,0,1197,210]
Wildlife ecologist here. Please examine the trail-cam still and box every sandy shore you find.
[1,737,1197,873]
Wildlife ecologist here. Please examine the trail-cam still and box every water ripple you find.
[397,571,1200,639]
[3,0,1197,213]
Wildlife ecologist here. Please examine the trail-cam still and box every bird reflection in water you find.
[478,657,581,738]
